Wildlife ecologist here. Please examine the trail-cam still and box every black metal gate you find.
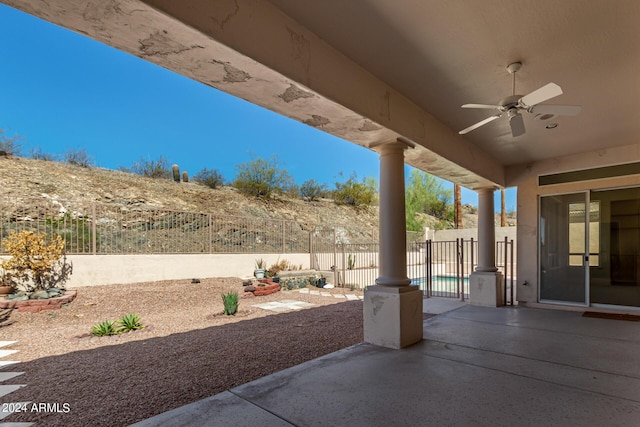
[420,238,515,304]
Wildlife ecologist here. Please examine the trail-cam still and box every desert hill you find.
[0,156,510,244]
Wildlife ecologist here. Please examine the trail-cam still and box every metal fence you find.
[311,237,516,304]
[0,198,316,255]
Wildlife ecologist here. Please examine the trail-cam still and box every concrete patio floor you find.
[133,301,640,426]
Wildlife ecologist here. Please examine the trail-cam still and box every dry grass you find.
[0,279,364,426]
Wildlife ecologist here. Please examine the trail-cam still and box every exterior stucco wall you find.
[1,253,311,288]
[434,227,517,243]
[511,143,640,304]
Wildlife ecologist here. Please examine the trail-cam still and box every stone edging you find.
[0,290,78,313]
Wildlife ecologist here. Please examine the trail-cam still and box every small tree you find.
[300,179,327,201]
[233,156,294,198]
[333,174,377,209]
[193,167,225,189]
[1,231,72,292]
[129,156,172,179]
[405,170,453,231]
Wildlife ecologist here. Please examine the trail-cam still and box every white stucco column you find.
[470,187,504,307]
[364,139,423,349]
[476,188,498,272]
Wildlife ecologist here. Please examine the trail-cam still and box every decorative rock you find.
[31,291,50,300]
[244,285,256,292]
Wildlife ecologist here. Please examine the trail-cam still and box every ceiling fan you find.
[459,62,582,137]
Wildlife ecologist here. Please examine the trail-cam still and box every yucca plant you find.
[91,320,118,337]
[117,313,144,333]
[222,291,239,315]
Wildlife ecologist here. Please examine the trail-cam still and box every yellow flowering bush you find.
[1,231,72,292]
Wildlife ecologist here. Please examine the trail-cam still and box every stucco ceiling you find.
[268,0,640,166]
[2,0,638,188]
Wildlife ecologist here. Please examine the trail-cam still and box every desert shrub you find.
[222,291,239,315]
[63,148,94,167]
[0,129,24,156]
[233,156,294,198]
[30,146,58,161]
[267,259,301,277]
[193,167,225,189]
[333,174,377,209]
[1,231,72,293]
[129,156,172,179]
[300,179,327,201]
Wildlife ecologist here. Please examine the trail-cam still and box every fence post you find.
[510,239,515,305]
[425,239,433,298]
[282,221,286,254]
[308,230,313,268]
[460,238,465,302]
[208,214,213,254]
[333,228,338,287]
[92,202,97,255]
[504,236,508,305]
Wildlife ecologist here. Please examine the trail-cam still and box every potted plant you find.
[254,258,266,279]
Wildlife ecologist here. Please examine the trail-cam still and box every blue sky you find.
[0,4,516,212]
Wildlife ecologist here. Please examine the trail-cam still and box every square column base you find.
[469,271,505,307]
[364,285,423,349]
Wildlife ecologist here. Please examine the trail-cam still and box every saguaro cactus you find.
[182,171,189,182]
[172,164,180,183]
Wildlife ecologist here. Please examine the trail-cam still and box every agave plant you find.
[91,320,118,337]
[117,313,144,333]
[222,291,239,315]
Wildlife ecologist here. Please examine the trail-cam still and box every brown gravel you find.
[0,278,364,426]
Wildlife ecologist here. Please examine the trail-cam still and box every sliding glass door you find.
[590,187,640,307]
[540,193,589,304]
[540,187,640,308]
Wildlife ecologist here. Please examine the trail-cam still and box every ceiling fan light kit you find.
[459,62,582,137]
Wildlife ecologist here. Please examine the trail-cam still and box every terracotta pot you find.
[0,285,13,295]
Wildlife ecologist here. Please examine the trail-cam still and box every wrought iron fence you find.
[0,198,319,255]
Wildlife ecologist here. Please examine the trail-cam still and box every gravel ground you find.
[0,278,364,426]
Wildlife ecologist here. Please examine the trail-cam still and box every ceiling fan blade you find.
[462,103,501,110]
[530,104,582,116]
[509,113,526,137]
[459,114,501,135]
[519,82,563,107]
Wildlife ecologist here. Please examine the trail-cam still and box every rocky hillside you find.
[0,156,379,242]
[0,156,512,243]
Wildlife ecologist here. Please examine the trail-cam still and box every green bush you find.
[333,174,377,209]
[233,156,294,198]
[222,291,239,315]
[300,179,327,201]
[193,167,225,189]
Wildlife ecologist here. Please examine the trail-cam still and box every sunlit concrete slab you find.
[0,402,31,420]
[130,391,291,427]
[0,384,26,399]
[0,372,24,382]
[423,296,468,314]
[133,306,640,426]
[0,350,18,359]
